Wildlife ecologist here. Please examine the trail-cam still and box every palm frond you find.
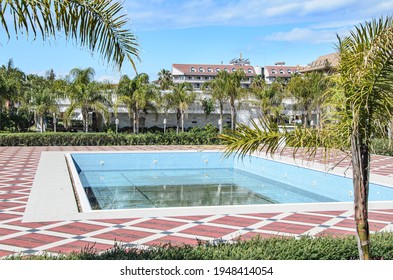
[0,0,140,70]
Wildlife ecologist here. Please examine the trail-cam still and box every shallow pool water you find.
[70,152,393,211]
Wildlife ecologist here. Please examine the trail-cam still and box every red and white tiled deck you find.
[1,146,393,258]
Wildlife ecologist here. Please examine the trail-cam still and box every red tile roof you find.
[264,66,299,77]
[172,64,256,76]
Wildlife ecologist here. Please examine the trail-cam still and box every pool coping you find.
[22,150,393,222]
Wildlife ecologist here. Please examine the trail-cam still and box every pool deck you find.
[1,145,393,258]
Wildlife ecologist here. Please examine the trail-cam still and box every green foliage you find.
[201,98,215,117]
[0,0,140,69]
[6,233,393,260]
[0,131,221,146]
[371,138,393,156]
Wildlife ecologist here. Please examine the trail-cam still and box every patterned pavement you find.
[1,146,393,258]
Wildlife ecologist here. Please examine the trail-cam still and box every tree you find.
[157,69,173,90]
[0,59,27,130]
[65,67,110,132]
[0,0,140,70]
[115,75,136,131]
[226,69,246,131]
[250,75,285,123]
[203,71,229,133]
[220,16,393,260]
[115,73,158,133]
[164,83,196,133]
[130,73,158,133]
[287,72,329,127]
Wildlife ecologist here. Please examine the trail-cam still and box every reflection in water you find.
[87,184,274,210]
[80,168,337,210]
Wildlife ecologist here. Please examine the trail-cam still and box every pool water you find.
[70,152,393,211]
[80,168,338,210]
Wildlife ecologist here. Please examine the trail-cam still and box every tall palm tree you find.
[65,67,110,132]
[164,82,196,134]
[157,69,173,90]
[226,69,246,131]
[250,75,284,123]
[220,16,393,260]
[115,73,158,133]
[287,72,329,127]
[131,73,158,133]
[0,0,140,70]
[0,59,26,130]
[115,75,136,131]
[203,71,229,133]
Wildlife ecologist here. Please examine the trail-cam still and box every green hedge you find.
[371,138,393,156]
[0,131,221,146]
[7,233,393,260]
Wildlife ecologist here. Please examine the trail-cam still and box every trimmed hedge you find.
[6,233,393,260]
[0,131,221,146]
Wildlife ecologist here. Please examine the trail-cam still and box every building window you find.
[232,68,236,72]
[207,67,212,72]
[279,69,284,74]
[271,69,276,74]
[224,68,228,72]
[247,68,252,73]
[190,67,196,72]
[205,76,209,80]
[199,67,204,72]
[216,68,220,72]
[197,76,201,80]
[287,69,292,74]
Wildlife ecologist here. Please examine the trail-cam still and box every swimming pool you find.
[69,151,393,212]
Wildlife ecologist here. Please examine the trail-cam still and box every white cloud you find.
[123,0,390,30]
[264,27,348,44]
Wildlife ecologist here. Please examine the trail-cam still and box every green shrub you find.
[6,233,393,260]
[0,131,221,146]
[371,138,393,156]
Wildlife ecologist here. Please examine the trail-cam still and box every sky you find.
[1,0,393,83]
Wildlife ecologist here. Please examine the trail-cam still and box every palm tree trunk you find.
[132,111,137,134]
[181,110,185,132]
[135,110,140,134]
[230,97,236,131]
[176,108,181,134]
[351,131,371,260]
[84,111,89,133]
[39,116,43,133]
[219,102,224,133]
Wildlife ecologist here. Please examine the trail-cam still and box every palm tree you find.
[157,69,173,90]
[65,68,110,132]
[0,0,139,69]
[220,16,393,260]
[115,75,136,131]
[203,71,229,133]
[115,73,158,133]
[0,59,27,130]
[131,73,158,133]
[287,72,329,127]
[250,75,285,123]
[164,83,196,133]
[226,69,246,131]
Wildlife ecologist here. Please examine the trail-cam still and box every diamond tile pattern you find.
[0,146,392,259]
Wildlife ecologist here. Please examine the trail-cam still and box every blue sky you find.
[1,0,393,82]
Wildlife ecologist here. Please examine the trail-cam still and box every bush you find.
[0,131,221,146]
[371,138,393,156]
[6,233,393,260]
